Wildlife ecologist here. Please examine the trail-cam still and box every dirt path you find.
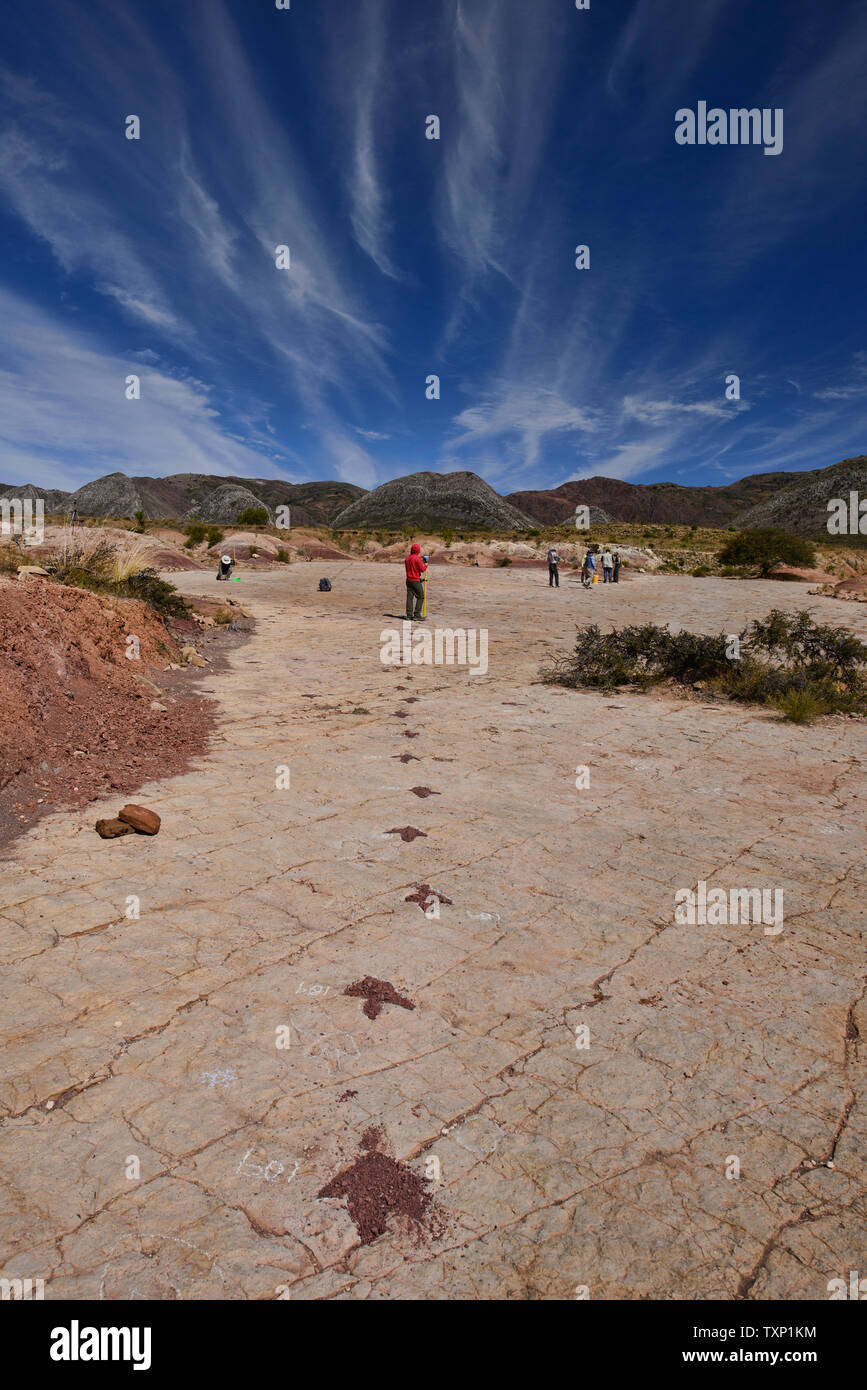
[1,563,865,1299]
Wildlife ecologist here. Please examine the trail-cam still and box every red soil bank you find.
[0,578,215,844]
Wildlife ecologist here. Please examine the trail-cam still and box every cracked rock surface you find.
[1,565,865,1300]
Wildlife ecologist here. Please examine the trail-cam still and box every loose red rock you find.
[95,817,135,839]
[118,804,161,835]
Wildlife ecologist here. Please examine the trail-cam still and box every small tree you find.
[236,506,269,527]
[719,528,816,576]
[133,509,146,533]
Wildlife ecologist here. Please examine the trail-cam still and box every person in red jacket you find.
[404,542,428,620]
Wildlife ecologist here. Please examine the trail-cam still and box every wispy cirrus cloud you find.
[606,0,729,103]
[0,289,297,489]
[448,386,598,473]
[0,0,862,495]
[812,351,867,401]
[0,1,395,486]
[622,396,740,425]
[340,0,403,280]
[0,85,189,339]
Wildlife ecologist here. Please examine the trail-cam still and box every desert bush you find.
[110,540,152,583]
[0,544,21,574]
[719,528,816,576]
[441,526,454,548]
[772,688,831,724]
[274,547,290,563]
[236,506,269,527]
[43,536,188,618]
[184,521,207,549]
[691,565,711,577]
[44,536,116,585]
[214,607,234,625]
[133,510,146,533]
[748,608,867,692]
[206,525,224,547]
[123,569,189,618]
[541,610,867,716]
[496,556,512,567]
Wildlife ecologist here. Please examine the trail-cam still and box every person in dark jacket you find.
[404,543,428,619]
[547,546,561,587]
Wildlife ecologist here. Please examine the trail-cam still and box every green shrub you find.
[123,569,189,618]
[274,547,290,563]
[441,526,454,548]
[133,510,146,533]
[496,556,512,567]
[183,521,207,549]
[748,608,867,692]
[719,528,816,576]
[540,623,731,689]
[206,525,224,547]
[0,543,22,573]
[44,536,116,585]
[772,688,831,724]
[236,506,269,527]
[541,609,867,715]
[690,565,711,577]
[214,606,234,625]
[42,537,188,618]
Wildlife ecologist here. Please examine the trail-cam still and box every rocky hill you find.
[0,473,365,526]
[331,470,536,531]
[735,455,867,537]
[506,473,807,529]
[0,481,73,513]
[2,455,864,534]
[505,485,612,526]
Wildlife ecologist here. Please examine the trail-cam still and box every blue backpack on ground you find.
[318,577,332,592]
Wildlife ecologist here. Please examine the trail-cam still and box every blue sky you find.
[0,0,865,497]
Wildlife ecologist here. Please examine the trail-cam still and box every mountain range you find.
[0,473,365,528]
[2,455,864,536]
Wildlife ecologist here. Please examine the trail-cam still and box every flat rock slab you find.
[1,564,866,1301]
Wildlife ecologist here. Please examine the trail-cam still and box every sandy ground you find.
[1,562,865,1300]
